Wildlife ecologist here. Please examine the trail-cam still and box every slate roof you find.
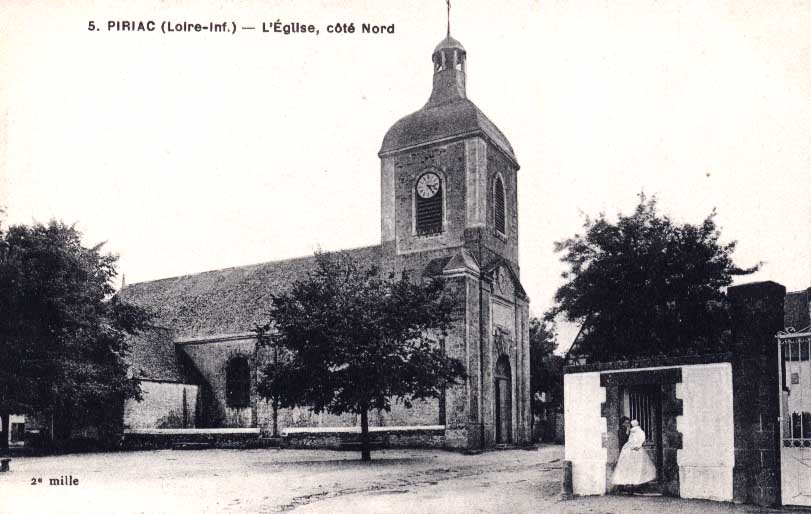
[442,248,479,275]
[422,249,482,279]
[422,256,452,278]
[379,34,517,165]
[785,288,811,330]
[125,326,183,382]
[433,34,465,54]
[120,245,382,340]
[379,98,517,164]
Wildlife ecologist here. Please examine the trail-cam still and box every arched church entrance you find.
[495,355,512,444]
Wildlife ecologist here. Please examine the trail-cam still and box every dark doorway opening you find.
[495,355,512,445]
[622,384,663,494]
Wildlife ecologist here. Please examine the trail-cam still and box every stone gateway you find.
[120,31,532,451]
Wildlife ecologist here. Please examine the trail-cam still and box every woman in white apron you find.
[612,419,657,493]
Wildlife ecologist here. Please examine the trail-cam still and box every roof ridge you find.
[123,243,382,288]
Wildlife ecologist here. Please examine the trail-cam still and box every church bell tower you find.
[379,31,521,274]
[377,27,531,449]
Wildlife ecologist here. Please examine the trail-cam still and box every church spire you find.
[428,7,466,106]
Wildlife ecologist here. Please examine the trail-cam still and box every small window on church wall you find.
[495,176,506,235]
[415,172,443,235]
[226,357,250,409]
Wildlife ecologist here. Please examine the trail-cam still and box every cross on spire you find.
[446,0,451,36]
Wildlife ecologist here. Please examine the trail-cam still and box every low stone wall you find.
[284,426,446,449]
[122,428,261,450]
[121,426,446,450]
[386,430,446,448]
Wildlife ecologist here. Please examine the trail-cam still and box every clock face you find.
[416,173,441,199]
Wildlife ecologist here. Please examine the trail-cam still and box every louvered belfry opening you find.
[495,176,506,235]
[416,183,443,234]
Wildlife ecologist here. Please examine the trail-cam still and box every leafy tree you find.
[529,314,557,358]
[255,251,466,461]
[0,221,151,453]
[553,194,757,363]
[528,314,563,442]
[529,314,562,405]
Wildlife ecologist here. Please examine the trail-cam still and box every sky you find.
[2,1,810,350]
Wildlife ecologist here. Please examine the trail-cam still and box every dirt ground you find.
[0,445,794,514]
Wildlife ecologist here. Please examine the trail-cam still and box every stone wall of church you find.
[388,142,468,256]
[482,283,532,447]
[482,146,519,271]
[442,275,476,448]
[123,381,199,429]
[252,324,445,438]
[516,299,532,444]
[479,284,496,446]
[380,399,441,427]
[255,399,441,437]
[180,338,256,428]
[386,247,460,279]
[462,274,484,449]
[258,404,356,434]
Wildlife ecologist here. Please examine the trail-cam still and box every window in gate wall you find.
[226,356,251,409]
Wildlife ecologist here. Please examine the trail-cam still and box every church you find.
[120,29,532,451]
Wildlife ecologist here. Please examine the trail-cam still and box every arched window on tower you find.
[415,171,443,235]
[226,357,250,409]
[495,175,506,236]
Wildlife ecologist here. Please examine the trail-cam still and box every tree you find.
[255,251,466,461]
[553,194,757,363]
[529,314,562,404]
[0,221,151,453]
[529,314,557,358]
[528,313,564,441]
